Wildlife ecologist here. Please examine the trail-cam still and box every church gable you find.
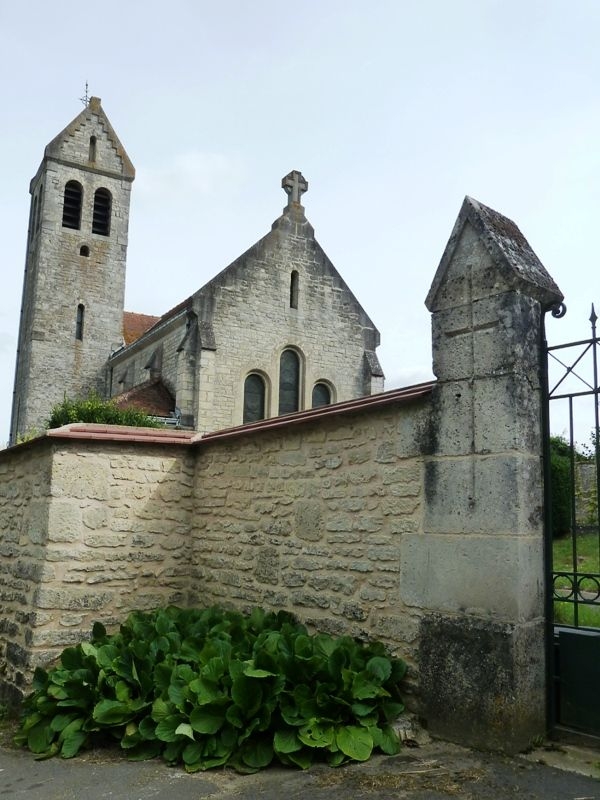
[197,171,380,351]
[108,170,383,433]
[43,97,134,180]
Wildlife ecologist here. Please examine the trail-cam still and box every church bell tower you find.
[10,97,135,444]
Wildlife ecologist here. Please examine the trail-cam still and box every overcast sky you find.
[1,0,599,444]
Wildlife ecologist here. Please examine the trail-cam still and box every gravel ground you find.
[1,733,599,800]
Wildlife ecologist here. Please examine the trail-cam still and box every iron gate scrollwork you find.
[543,303,600,736]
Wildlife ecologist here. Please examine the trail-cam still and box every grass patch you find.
[553,532,600,628]
[553,601,600,628]
[553,532,600,575]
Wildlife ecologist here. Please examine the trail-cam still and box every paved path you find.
[2,740,599,799]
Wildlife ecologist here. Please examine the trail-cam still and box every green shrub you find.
[47,393,161,429]
[550,436,572,538]
[15,606,406,772]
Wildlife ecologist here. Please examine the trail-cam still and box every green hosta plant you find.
[16,606,406,772]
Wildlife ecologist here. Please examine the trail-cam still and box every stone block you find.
[423,454,542,535]
[294,500,322,541]
[431,374,542,458]
[400,533,543,619]
[255,546,279,585]
[431,293,541,383]
[52,458,110,501]
[47,500,82,542]
[419,613,545,752]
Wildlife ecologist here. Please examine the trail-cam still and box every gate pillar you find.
[408,197,563,751]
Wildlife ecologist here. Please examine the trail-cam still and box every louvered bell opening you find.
[62,182,82,230]
[92,189,111,236]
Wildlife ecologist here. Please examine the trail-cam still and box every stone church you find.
[10,98,384,444]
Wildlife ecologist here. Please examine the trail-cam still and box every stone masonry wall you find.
[192,400,429,680]
[0,438,195,704]
[0,445,53,704]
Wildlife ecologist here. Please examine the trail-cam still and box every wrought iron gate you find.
[543,304,600,737]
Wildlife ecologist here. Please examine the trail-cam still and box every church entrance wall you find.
[0,195,565,753]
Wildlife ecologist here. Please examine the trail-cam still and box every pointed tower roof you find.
[426,196,562,311]
[43,96,134,180]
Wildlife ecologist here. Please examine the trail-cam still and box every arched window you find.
[243,373,266,423]
[92,188,111,236]
[312,382,332,408]
[290,270,299,309]
[279,349,300,415]
[79,245,90,257]
[89,136,97,162]
[75,304,85,340]
[62,181,82,230]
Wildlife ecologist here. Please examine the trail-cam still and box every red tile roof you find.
[46,424,194,445]
[112,379,175,417]
[122,312,161,346]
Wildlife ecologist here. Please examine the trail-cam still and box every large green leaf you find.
[138,715,157,740]
[50,713,79,733]
[175,722,195,741]
[188,676,222,705]
[60,729,87,758]
[155,715,186,742]
[380,700,405,722]
[151,697,172,721]
[242,661,276,679]
[125,740,163,761]
[335,725,373,761]
[93,699,135,726]
[240,738,273,769]
[352,671,389,701]
[27,720,53,754]
[189,706,225,734]
[370,724,401,755]
[61,647,84,671]
[282,748,313,769]
[366,656,392,683]
[298,721,335,749]
[231,673,262,716]
[182,740,203,767]
[274,728,302,754]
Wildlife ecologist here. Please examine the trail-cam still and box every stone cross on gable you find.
[282,170,308,207]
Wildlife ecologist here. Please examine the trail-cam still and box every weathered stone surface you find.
[423,454,542,535]
[400,533,543,618]
[419,613,546,752]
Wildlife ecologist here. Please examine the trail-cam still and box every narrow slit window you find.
[75,304,85,340]
[89,135,97,162]
[36,184,43,231]
[243,373,266,424]
[312,382,332,408]
[62,181,82,230]
[29,196,38,242]
[92,188,111,236]
[290,270,299,309]
[279,349,300,415]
